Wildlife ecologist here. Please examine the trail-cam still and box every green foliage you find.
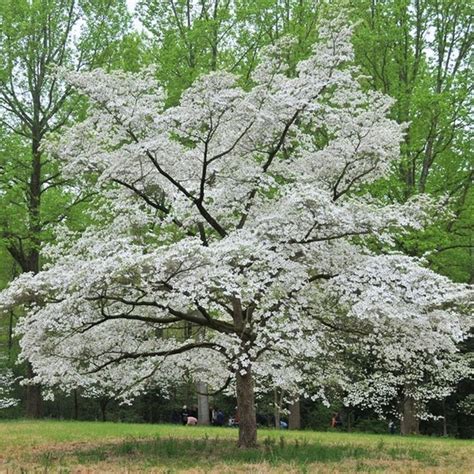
[0,0,132,272]
[349,0,473,283]
[137,0,325,104]
[0,0,133,416]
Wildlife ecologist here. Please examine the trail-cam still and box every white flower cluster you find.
[0,364,19,409]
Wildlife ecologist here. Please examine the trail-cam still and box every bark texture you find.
[236,370,257,448]
[25,361,42,418]
[288,399,301,430]
[196,381,210,425]
[400,395,420,435]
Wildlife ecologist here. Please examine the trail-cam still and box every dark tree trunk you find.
[99,399,109,422]
[232,297,257,447]
[346,410,353,433]
[23,138,44,418]
[23,269,43,417]
[400,395,419,435]
[288,399,301,430]
[25,361,42,418]
[236,369,257,448]
[73,389,79,420]
[4,132,44,418]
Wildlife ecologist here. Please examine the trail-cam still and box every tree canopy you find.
[0,17,471,446]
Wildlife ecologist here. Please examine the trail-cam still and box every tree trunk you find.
[232,297,257,447]
[400,395,419,435]
[24,137,43,418]
[346,410,353,433]
[288,399,301,430]
[236,369,257,448]
[25,361,42,418]
[73,389,79,420]
[196,381,210,425]
[100,398,109,422]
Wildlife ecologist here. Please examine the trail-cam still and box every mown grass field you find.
[0,420,472,473]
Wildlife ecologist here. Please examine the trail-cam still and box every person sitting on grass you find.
[186,416,198,426]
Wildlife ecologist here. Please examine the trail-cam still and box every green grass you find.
[0,420,472,473]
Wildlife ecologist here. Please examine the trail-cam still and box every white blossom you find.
[0,18,471,412]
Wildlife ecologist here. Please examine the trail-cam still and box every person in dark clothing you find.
[181,405,189,426]
[331,412,343,428]
[216,409,225,426]
[388,420,396,434]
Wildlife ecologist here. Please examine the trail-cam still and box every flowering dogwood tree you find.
[0,19,471,447]
[327,255,472,433]
[0,362,19,410]
[343,327,470,434]
[251,254,472,433]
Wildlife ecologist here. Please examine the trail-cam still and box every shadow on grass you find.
[35,435,436,471]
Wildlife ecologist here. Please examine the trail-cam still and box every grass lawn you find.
[0,420,472,473]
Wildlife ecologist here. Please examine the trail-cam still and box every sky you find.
[126,0,143,33]
[127,0,138,11]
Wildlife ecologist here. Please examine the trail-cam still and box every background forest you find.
[0,0,472,438]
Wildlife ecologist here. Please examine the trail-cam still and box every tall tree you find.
[1,20,470,447]
[137,0,324,104]
[347,0,473,433]
[0,0,130,417]
[350,0,473,281]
